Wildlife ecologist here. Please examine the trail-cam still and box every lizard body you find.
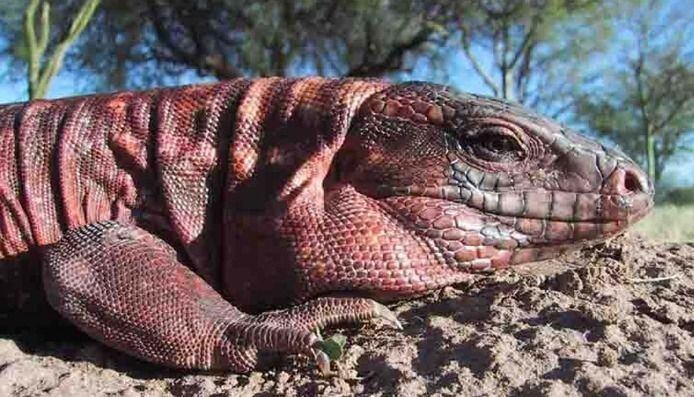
[0,78,653,372]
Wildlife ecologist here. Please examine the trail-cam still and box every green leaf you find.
[331,333,347,348]
[317,333,347,361]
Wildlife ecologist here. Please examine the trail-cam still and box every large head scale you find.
[333,82,654,272]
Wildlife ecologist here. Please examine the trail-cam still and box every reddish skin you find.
[0,78,653,372]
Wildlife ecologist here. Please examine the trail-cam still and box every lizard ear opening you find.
[324,147,358,191]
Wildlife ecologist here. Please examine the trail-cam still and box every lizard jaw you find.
[375,187,652,272]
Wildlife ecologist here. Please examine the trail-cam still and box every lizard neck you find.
[220,77,390,309]
[223,77,390,212]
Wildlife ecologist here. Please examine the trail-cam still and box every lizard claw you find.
[314,348,332,375]
[243,297,403,374]
[310,301,400,375]
[372,301,403,330]
[309,331,333,375]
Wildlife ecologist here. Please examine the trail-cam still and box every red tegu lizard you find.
[0,78,653,372]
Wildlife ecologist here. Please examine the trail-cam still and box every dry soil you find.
[1,233,692,396]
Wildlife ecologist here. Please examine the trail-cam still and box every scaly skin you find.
[0,78,653,372]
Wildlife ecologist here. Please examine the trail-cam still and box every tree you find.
[22,0,100,99]
[574,0,693,184]
[1,0,613,108]
[451,0,614,116]
[2,0,454,92]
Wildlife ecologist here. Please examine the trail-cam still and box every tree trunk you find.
[645,128,656,183]
[23,0,100,99]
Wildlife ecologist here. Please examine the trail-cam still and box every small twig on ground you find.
[628,274,680,284]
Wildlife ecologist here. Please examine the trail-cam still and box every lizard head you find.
[335,82,654,271]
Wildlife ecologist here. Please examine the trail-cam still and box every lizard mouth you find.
[370,154,654,231]
[378,184,653,224]
[373,186,653,272]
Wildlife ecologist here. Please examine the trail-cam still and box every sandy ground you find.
[1,234,692,396]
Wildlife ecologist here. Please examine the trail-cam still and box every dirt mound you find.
[1,234,693,396]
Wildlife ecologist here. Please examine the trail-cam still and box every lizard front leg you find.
[42,221,399,372]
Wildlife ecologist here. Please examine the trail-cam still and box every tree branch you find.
[508,14,540,70]
[24,0,100,99]
[460,30,499,95]
[147,1,242,79]
[346,26,434,77]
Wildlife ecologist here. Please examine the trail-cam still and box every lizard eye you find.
[464,125,526,163]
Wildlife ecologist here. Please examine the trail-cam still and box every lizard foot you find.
[226,297,402,374]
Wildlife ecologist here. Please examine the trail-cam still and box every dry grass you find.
[634,204,694,243]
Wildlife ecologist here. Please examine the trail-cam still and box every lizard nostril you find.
[622,168,646,194]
